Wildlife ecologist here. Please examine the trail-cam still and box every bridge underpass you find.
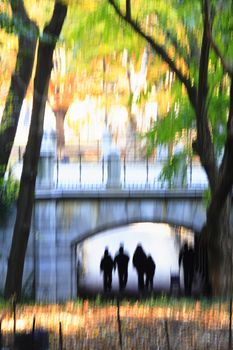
[74,222,195,297]
[32,188,207,301]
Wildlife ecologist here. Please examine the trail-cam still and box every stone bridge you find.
[31,187,206,301]
[0,130,210,302]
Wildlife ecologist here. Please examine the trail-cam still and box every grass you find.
[0,296,232,349]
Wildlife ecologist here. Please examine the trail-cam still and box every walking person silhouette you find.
[179,242,195,296]
[114,244,130,290]
[100,248,114,292]
[145,255,156,291]
[133,244,147,292]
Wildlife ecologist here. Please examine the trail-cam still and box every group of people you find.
[100,243,156,293]
[100,241,196,296]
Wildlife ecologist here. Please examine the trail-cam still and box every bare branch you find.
[194,0,218,190]
[197,0,211,114]
[108,0,197,110]
[165,29,190,69]
[210,37,233,76]
[204,0,233,76]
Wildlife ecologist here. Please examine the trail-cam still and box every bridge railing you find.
[11,157,208,190]
[54,159,208,190]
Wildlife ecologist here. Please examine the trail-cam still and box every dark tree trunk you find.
[4,0,67,301]
[204,197,233,296]
[0,0,38,178]
[204,78,233,296]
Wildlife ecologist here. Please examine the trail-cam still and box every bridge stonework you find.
[0,188,206,301]
[34,188,206,301]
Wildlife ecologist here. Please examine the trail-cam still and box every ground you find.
[0,298,231,349]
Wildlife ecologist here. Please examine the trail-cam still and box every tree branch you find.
[218,77,233,189]
[108,0,220,189]
[165,30,188,64]
[208,30,233,77]
[126,0,131,21]
[195,0,218,190]
[197,0,211,119]
[108,0,197,110]
[203,0,232,76]
[153,9,194,70]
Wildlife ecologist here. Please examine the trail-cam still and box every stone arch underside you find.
[70,197,206,246]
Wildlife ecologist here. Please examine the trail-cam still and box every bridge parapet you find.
[35,187,206,200]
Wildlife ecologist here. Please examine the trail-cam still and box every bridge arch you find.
[70,219,200,299]
[71,218,199,247]
[72,221,197,298]
[33,189,206,301]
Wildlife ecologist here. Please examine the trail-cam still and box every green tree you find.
[108,0,233,295]
[0,175,18,223]
[0,0,38,178]
[4,0,67,300]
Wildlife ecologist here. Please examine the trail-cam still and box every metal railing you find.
[54,158,208,190]
[11,155,208,190]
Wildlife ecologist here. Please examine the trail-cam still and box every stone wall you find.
[0,189,207,302]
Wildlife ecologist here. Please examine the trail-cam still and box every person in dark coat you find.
[179,242,195,296]
[187,246,195,294]
[133,244,147,291]
[145,255,156,291]
[100,248,114,292]
[114,244,130,290]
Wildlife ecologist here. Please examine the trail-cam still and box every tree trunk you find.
[0,0,38,178]
[204,78,233,296]
[203,194,233,296]
[4,0,67,301]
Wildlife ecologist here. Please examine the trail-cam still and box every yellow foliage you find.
[0,31,18,106]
